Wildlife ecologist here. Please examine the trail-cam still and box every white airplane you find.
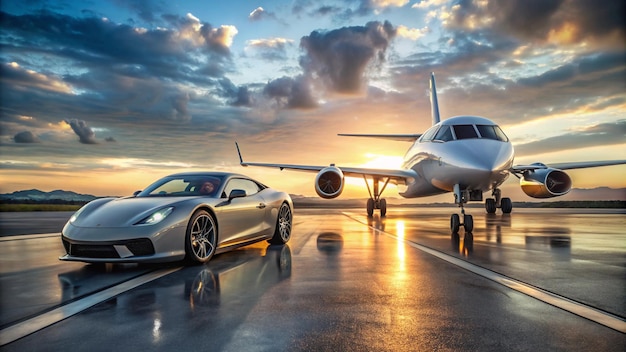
[236,73,625,233]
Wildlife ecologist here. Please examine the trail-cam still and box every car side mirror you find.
[133,190,141,197]
[228,189,246,201]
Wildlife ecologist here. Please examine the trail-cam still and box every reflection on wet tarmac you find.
[2,208,625,351]
[316,232,344,254]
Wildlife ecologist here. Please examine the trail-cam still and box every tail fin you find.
[429,72,440,125]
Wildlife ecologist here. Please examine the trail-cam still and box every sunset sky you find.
[1,0,625,202]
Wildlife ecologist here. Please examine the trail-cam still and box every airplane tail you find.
[429,72,440,125]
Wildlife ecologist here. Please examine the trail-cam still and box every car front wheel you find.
[185,209,217,264]
[269,203,292,245]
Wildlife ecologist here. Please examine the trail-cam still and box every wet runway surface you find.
[1,208,624,351]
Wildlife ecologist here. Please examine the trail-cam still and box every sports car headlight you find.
[135,207,174,225]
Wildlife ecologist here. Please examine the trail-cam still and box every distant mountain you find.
[564,187,626,201]
[0,189,97,203]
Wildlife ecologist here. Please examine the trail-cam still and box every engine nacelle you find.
[520,167,572,198]
[315,166,345,199]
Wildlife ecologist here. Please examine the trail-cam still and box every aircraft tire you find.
[366,198,374,217]
[485,198,497,213]
[450,214,460,233]
[501,198,513,213]
[463,214,473,232]
[380,199,387,217]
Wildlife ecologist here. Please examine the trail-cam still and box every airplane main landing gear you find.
[365,176,389,217]
[485,188,512,214]
[451,184,473,233]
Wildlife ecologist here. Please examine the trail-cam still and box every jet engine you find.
[315,166,344,199]
[520,166,572,198]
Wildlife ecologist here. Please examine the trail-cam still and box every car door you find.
[217,178,268,245]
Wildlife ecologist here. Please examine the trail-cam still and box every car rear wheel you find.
[269,203,292,245]
[185,209,217,264]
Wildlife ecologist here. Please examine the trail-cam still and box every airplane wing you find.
[236,143,417,184]
[512,160,626,173]
[338,133,421,142]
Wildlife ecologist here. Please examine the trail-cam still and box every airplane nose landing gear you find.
[450,210,473,233]
[451,184,474,233]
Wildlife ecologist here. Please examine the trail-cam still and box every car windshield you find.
[138,175,224,197]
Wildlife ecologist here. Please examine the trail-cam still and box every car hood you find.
[72,196,198,228]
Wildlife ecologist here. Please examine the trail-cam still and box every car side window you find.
[222,178,261,198]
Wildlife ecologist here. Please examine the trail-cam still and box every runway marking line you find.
[0,233,60,242]
[342,212,626,334]
[0,266,182,346]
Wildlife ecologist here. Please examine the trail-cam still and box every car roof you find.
[166,171,248,178]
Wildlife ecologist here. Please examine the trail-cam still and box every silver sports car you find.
[60,172,293,264]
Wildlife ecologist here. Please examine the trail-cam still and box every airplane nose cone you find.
[440,140,514,188]
[471,142,514,172]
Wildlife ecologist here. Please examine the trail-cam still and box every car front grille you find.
[63,238,155,258]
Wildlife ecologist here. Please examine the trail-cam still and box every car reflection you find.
[58,244,292,314]
[187,245,291,309]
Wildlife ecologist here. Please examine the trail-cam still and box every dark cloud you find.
[263,76,318,109]
[0,11,233,85]
[253,20,397,110]
[13,131,39,143]
[300,20,397,93]
[64,119,97,144]
[447,0,625,45]
[514,120,626,156]
[217,78,254,107]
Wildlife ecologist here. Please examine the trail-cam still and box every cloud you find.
[13,131,39,143]
[0,10,236,84]
[64,119,97,144]
[299,21,397,93]
[245,38,294,61]
[217,78,255,107]
[514,120,626,156]
[1,62,73,94]
[444,0,625,46]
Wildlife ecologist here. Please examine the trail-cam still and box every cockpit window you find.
[476,125,509,142]
[453,125,478,139]
[433,125,453,142]
[419,126,439,142]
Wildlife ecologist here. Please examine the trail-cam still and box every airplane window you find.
[476,125,509,141]
[476,125,499,140]
[419,126,439,142]
[494,126,509,142]
[434,125,453,142]
[453,125,479,139]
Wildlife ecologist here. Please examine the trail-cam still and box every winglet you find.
[235,142,247,166]
[429,72,441,125]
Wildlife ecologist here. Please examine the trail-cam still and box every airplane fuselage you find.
[398,115,514,199]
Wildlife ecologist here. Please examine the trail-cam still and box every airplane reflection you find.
[451,232,473,256]
[484,213,511,244]
[317,232,344,254]
[367,214,386,232]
